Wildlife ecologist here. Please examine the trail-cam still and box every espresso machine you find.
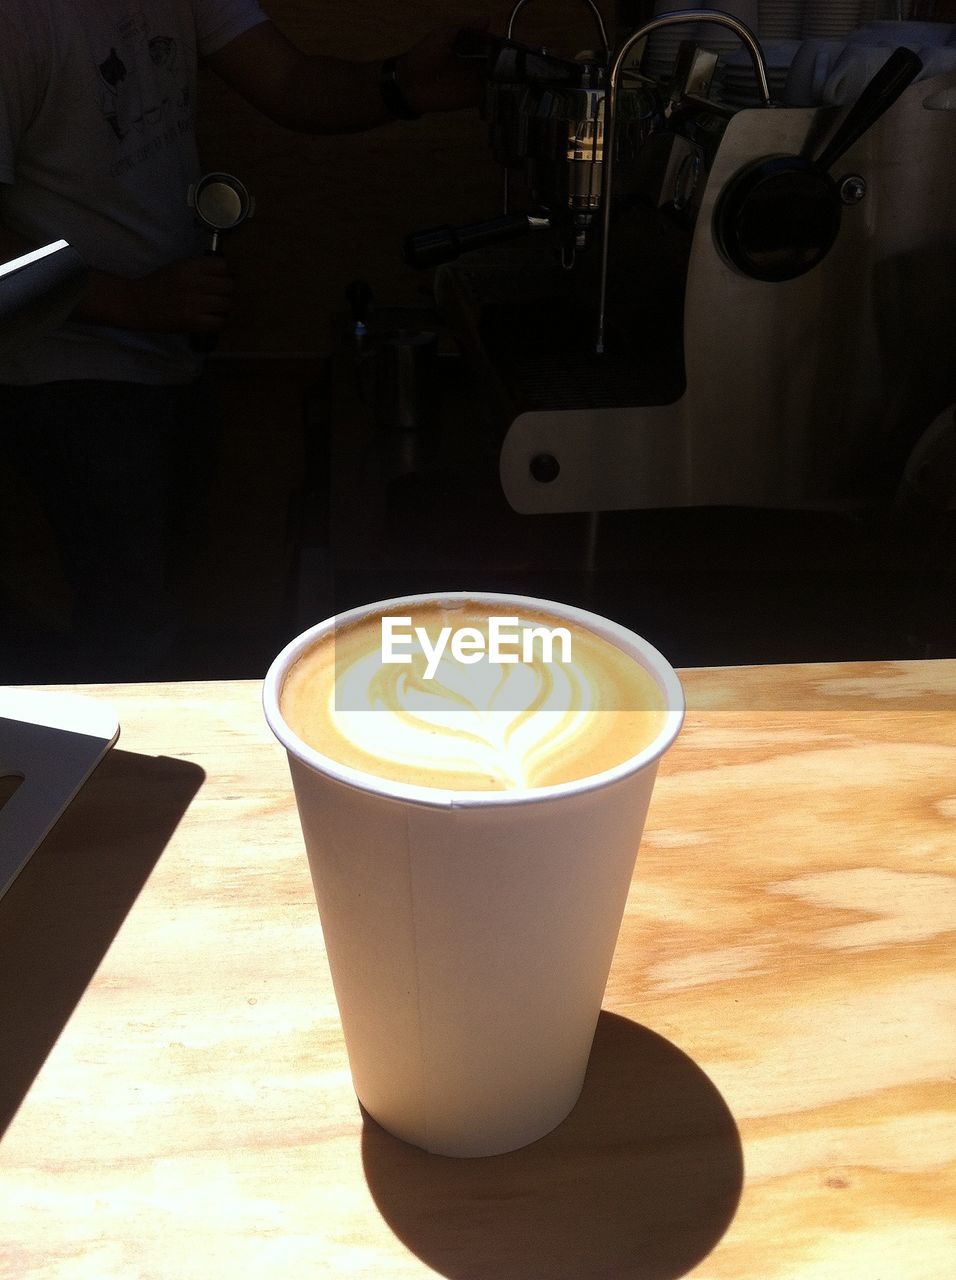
[406,5,956,515]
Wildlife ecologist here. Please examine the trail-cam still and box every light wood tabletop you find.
[1,662,954,1280]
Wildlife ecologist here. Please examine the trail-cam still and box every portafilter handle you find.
[404,213,550,270]
[595,10,770,355]
[186,171,254,352]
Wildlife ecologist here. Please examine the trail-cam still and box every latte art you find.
[280,603,668,792]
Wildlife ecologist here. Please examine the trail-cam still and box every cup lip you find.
[262,591,686,810]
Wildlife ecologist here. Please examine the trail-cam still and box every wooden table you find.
[1,663,954,1279]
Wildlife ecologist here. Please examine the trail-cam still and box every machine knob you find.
[530,453,560,483]
[712,47,921,282]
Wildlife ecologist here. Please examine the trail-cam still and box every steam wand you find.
[594,10,770,354]
[506,0,609,56]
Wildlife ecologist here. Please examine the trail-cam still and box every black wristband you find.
[380,55,421,121]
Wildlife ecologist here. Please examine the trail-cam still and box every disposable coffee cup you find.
[263,592,684,1157]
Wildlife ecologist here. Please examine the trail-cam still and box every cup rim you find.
[262,591,686,810]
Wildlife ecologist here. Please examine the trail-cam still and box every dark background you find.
[1,1,953,679]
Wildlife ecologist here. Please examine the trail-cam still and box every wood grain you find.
[0,662,954,1278]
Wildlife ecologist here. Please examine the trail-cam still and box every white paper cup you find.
[263,592,684,1158]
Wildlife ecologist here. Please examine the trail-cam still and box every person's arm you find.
[0,6,235,337]
[0,217,234,332]
[80,257,235,333]
[204,20,481,133]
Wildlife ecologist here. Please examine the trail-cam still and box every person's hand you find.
[116,256,235,333]
[395,22,488,116]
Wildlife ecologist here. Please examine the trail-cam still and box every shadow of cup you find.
[362,1011,743,1280]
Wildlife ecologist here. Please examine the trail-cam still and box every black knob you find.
[712,47,922,283]
[530,453,560,483]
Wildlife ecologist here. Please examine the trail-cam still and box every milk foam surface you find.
[280,602,667,791]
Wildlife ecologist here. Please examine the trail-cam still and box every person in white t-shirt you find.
[0,1,479,678]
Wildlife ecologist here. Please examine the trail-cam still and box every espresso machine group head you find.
[413,5,955,516]
[405,32,612,270]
